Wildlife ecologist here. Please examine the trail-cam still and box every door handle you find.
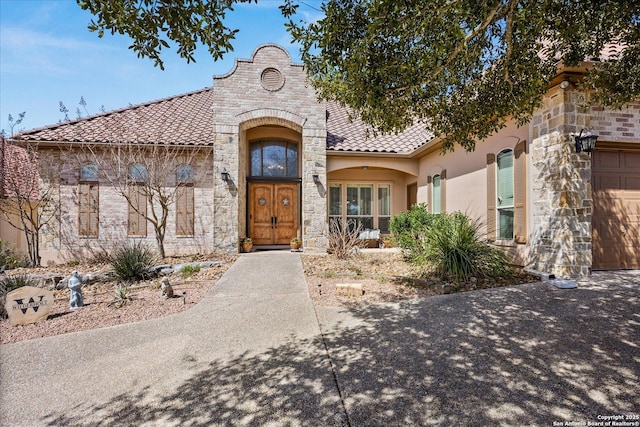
[274,216,278,228]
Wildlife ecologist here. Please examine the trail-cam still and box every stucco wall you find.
[416,123,529,264]
[0,200,30,260]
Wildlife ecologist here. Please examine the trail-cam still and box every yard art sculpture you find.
[68,271,84,309]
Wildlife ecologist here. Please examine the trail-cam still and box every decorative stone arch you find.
[237,108,306,133]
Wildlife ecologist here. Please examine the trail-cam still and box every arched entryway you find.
[247,138,301,245]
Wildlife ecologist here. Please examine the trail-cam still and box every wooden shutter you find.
[128,185,147,236]
[176,184,194,236]
[78,183,99,236]
[440,170,447,212]
[486,154,496,241]
[513,140,527,243]
[427,176,432,212]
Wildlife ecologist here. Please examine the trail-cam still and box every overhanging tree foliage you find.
[289,0,640,151]
[78,0,640,151]
[77,0,257,70]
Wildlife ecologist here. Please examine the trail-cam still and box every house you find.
[6,44,640,277]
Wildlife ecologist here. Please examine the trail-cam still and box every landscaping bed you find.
[302,251,539,307]
[0,254,237,344]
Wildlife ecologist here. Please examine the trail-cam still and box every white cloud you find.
[0,26,117,76]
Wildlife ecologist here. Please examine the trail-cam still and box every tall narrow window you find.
[79,163,99,237]
[329,183,342,225]
[497,149,514,240]
[346,184,374,229]
[176,165,194,236]
[128,163,147,236]
[378,184,391,233]
[432,174,441,214]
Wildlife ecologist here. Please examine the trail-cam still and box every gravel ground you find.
[0,254,237,344]
[302,251,538,307]
[1,250,536,344]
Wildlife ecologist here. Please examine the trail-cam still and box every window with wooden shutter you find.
[79,164,99,237]
[427,176,433,212]
[128,164,147,236]
[440,170,447,212]
[497,149,514,240]
[128,185,147,236]
[78,183,99,237]
[513,140,527,243]
[176,165,195,236]
[486,153,496,241]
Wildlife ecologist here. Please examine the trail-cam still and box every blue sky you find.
[0,0,323,133]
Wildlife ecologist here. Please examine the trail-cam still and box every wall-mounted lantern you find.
[312,174,320,184]
[575,129,599,154]
[221,168,230,183]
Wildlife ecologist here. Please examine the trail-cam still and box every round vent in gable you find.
[260,68,285,91]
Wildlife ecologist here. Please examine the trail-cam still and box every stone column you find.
[213,125,240,253]
[301,127,328,252]
[529,87,592,278]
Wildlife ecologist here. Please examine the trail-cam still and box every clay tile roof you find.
[16,88,216,146]
[590,40,626,62]
[326,101,433,153]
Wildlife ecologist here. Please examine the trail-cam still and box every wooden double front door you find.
[249,183,299,245]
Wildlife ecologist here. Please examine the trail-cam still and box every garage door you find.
[592,150,640,269]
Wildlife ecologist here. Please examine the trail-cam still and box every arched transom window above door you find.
[250,140,299,178]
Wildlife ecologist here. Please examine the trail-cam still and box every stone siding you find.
[40,148,215,263]
[211,44,327,252]
[529,88,640,278]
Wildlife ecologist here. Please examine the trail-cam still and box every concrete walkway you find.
[1,252,347,426]
[2,254,639,426]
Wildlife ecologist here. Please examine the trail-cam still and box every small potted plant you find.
[290,237,302,250]
[241,237,253,252]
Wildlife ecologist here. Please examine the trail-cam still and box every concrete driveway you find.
[315,270,640,426]
[1,253,639,426]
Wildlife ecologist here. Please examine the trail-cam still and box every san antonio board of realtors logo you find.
[5,286,54,326]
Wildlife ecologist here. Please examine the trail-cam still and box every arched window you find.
[176,165,194,236]
[129,163,147,182]
[176,164,194,183]
[80,163,98,181]
[250,140,298,178]
[497,149,514,239]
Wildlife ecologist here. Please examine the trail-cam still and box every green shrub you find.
[0,239,29,270]
[390,203,438,262]
[1,275,37,318]
[110,284,134,308]
[108,241,158,282]
[180,264,201,278]
[419,212,515,282]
